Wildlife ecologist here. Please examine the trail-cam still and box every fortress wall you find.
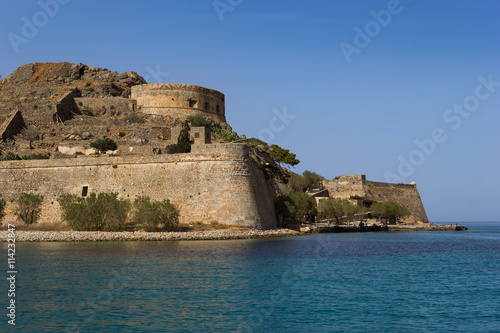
[74,97,137,115]
[323,175,366,198]
[322,175,428,223]
[0,144,277,228]
[363,181,428,223]
[131,84,226,123]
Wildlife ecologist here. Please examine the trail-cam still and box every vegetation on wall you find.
[132,196,179,232]
[58,193,181,232]
[58,192,130,231]
[0,152,50,161]
[165,122,191,154]
[90,138,118,153]
[15,193,44,225]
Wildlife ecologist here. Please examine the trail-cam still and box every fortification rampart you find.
[323,175,428,223]
[131,83,226,123]
[0,144,277,229]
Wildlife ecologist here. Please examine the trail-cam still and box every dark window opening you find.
[188,99,197,108]
[195,133,200,138]
[216,105,220,113]
[82,186,89,197]
[204,102,210,110]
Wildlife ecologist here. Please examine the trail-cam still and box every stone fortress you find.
[0,62,429,228]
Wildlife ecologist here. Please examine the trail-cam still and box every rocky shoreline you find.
[0,229,301,242]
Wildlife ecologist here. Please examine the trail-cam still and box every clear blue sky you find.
[1,0,499,222]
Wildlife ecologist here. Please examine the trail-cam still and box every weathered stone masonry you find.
[323,175,428,223]
[0,144,277,228]
[131,83,226,123]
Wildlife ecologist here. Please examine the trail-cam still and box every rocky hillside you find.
[0,62,230,158]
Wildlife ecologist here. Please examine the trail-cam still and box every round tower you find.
[131,83,226,123]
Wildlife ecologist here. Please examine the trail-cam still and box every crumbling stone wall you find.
[0,110,26,141]
[131,83,226,123]
[74,97,137,116]
[0,143,277,229]
[323,175,428,222]
[53,89,81,123]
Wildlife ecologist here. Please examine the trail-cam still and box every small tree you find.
[15,193,44,224]
[165,122,191,154]
[274,194,295,227]
[370,201,410,224]
[287,173,308,192]
[266,144,300,167]
[318,198,344,225]
[0,195,6,221]
[133,196,179,232]
[302,170,325,190]
[90,138,118,153]
[58,192,130,231]
[274,191,317,225]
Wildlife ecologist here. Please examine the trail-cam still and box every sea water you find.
[3,222,500,332]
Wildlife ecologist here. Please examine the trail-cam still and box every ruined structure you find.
[131,84,226,123]
[0,62,431,229]
[322,175,428,223]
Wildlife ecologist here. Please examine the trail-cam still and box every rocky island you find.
[0,62,465,237]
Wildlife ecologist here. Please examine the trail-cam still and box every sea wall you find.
[0,143,277,229]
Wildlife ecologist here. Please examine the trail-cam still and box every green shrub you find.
[118,132,126,137]
[85,82,91,87]
[187,115,211,128]
[165,123,191,154]
[123,113,145,123]
[212,127,245,142]
[265,144,300,167]
[1,152,22,161]
[58,192,130,231]
[274,191,317,225]
[33,104,38,109]
[90,138,118,153]
[370,201,410,224]
[110,105,115,109]
[21,154,50,160]
[0,196,6,221]
[133,196,179,232]
[15,193,44,225]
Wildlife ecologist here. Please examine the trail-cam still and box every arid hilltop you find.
[0,62,231,158]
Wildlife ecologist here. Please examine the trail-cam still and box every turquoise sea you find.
[3,222,500,332]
